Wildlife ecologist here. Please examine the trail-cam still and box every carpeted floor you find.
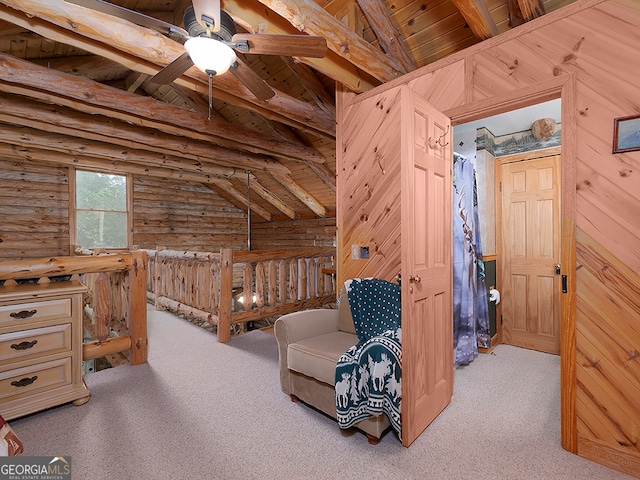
[9,306,634,480]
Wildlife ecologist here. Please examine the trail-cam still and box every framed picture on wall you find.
[613,114,640,153]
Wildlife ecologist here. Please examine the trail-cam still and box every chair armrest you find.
[274,309,338,395]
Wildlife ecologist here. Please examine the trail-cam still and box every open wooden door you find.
[401,87,453,447]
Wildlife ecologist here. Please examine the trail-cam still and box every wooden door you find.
[401,87,453,447]
[501,154,561,354]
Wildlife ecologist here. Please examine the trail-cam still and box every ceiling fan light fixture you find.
[184,36,237,76]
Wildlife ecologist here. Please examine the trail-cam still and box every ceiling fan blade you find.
[229,59,275,102]
[64,0,189,41]
[150,52,194,85]
[193,0,221,33]
[231,34,327,58]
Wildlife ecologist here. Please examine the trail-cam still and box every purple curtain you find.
[452,153,491,365]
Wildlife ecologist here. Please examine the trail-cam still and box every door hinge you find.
[499,181,502,192]
[500,314,503,325]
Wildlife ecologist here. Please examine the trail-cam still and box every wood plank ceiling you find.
[0,0,578,221]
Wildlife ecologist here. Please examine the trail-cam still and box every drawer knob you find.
[11,376,38,388]
[9,309,37,320]
[10,340,38,351]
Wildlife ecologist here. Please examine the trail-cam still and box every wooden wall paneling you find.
[337,88,403,286]
[406,60,467,112]
[575,228,640,477]
[337,1,638,473]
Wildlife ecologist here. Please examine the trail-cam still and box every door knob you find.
[409,274,421,283]
[555,264,561,275]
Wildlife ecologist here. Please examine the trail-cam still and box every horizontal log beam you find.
[155,295,219,325]
[0,99,288,174]
[221,0,380,93]
[253,0,405,83]
[0,0,336,139]
[0,53,326,164]
[83,335,132,361]
[0,254,134,280]
[232,247,335,263]
[230,294,336,323]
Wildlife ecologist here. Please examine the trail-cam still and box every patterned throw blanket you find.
[335,278,402,435]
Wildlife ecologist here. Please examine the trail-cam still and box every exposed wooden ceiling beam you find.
[0,122,245,178]
[0,0,335,138]
[517,0,545,21]
[30,55,130,82]
[450,0,499,40]
[0,94,328,218]
[221,0,380,93]
[306,162,336,192]
[0,54,324,165]
[0,93,286,174]
[204,182,273,221]
[355,0,415,74]
[270,171,327,217]
[237,173,298,219]
[281,57,336,117]
[253,0,405,83]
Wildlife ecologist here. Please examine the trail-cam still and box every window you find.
[75,170,129,249]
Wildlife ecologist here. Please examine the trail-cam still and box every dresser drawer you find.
[0,324,72,364]
[0,357,72,401]
[0,298,72,327]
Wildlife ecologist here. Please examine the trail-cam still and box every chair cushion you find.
[288,331,357,386]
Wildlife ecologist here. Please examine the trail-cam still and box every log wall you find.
[0,161,336,262]
[133,176,248,251]
[250,218,336,250]
[337,0,640,476]
[0,159,70,259]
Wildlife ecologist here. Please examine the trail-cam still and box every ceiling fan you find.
[64,0,328,102]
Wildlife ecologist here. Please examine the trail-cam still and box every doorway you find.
[500,152,562,354]
[452,99,562,355]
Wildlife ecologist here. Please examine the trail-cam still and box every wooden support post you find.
[94,272,110,342]
[128,250,148,365]
[278,259,288,304]
[299,258,307,300]
[218,248,233,343]
[255,261,265,308]
[288,259,298,301]
[243,262,253,311]
[268,260,277,306]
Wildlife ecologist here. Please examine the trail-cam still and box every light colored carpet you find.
[10,306,633,480]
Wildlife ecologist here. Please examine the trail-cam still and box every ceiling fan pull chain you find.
[208,72,213,121]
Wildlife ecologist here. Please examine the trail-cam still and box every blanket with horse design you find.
[335,278,402,435]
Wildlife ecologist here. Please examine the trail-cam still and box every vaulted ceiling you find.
[0,0,577,221]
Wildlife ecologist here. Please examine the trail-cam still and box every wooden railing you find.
[0,252,148,365]
[146,247,336,342]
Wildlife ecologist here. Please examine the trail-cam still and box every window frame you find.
[70,167,133,253]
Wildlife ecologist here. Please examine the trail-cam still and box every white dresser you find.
[0,280,90,420]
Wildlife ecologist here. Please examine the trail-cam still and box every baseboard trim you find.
[578,436,640,478]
